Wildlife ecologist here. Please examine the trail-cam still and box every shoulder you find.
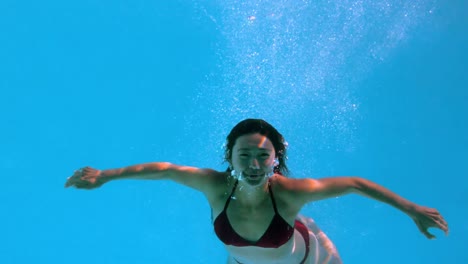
[269,175,319,207]
[269,174,318,191]
[169,165,229,195]
[201,170,232,196]
[198,169,230,188]
[202,171,241,208]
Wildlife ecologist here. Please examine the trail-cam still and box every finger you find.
[415,220,435,239]
[422,228,435,239]
[75,180,95,189]
[65,177,76,188]
[67,175,86,188]
[73,182,87,189]
[72,170,83,177]
[444,220,449,235]
[419,227,435,239]
[438,220,449,235]
[437,219,448,230]
[433,215,449,232]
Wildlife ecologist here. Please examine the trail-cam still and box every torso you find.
[204,173,306,263]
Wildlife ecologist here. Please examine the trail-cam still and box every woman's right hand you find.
[65,166,105,189]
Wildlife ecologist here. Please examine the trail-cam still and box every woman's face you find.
[230,133,276,186]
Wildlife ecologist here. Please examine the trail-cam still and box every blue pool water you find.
[1,1,466,263]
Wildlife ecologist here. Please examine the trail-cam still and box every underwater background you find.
[1,0,466,263]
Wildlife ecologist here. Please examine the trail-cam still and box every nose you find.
[249,158,260,169]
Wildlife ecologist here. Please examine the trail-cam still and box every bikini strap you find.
[223,179,239,210]
[267,179,279,214]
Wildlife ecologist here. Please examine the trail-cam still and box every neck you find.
[232,178,270,205]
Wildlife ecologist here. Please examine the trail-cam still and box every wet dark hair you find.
[224,118,289,176]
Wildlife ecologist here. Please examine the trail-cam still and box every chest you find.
[222,196,296,242]
[228,200,277,240]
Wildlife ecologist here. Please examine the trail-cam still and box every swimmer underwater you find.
[65,118,448,264]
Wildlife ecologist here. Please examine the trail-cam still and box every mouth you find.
[243,173,265,180]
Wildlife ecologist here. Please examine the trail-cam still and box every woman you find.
[65,118,448,264]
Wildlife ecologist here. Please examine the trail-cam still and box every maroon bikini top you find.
[213,179,294,248]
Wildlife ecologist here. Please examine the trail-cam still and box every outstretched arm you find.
[65,163,221,193]
[290,176,449,239]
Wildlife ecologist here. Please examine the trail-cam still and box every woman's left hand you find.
[410,205,449,239]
